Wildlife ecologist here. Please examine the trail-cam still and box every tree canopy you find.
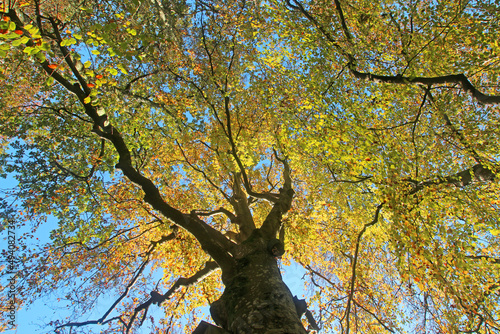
[1,0,500,333]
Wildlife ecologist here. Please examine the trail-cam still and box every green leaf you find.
[23,46,35,54]
[117,64,128,74]
[80,6,93,13]
[2,32,21,40]
[34,52,46,62]
[45,76,55,86]
[39,42,50,51]
[12,39,23,46]
[61,38,77,47]
[27,27,37,34]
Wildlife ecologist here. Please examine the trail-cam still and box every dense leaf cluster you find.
[1,0,499,333]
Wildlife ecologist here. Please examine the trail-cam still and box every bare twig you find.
[343,203,384,333]
[125,261,219,333]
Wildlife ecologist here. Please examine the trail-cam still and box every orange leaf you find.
[96,75,103,79]
[2,16,9,21]
[48,64,58,69]
[87,83,95,88]
[14,30,23,35]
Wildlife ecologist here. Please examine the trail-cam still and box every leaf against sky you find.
[1,0,500,333]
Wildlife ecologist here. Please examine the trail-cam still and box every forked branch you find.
[259,150,294,238]
[343,203,384,334]
[125,261,219,333]
[407,163,496,194]
[55,231,179,332]
[350,69,500,105]
[7,9,235,270]
[288,0,500,105]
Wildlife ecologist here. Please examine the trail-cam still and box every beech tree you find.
[1,0,500,333]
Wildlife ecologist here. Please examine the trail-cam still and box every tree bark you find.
[210,231,307,334]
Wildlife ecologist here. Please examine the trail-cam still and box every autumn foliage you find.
[1,0,500,333]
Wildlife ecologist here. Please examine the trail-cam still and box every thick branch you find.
[332,0,353,44]
[259,153,294,238]
[224,95,280,204]
[350,69,500,105]
[466,255,500,264]
[228,173,256,241]
[100,123,234,268]
[287,1,500,105]
[408,163,496,194]
[194,207,237,222]
[9,10,235,271]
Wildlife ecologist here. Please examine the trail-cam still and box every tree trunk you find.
[209,232,307,334]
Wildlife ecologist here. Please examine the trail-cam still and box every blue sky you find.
[1,171,308,334]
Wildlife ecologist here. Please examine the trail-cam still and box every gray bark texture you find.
[209,231,307,334]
